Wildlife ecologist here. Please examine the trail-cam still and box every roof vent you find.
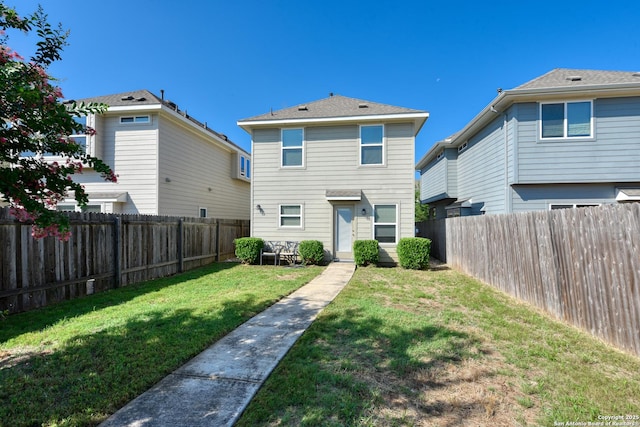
[298,105,308,111]
[121,95,135,101]
[633,72,640,77]
[358,103,369,108]
[566,75,583,82]
[136,97,146,102]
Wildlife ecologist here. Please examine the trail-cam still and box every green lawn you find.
[2,262,638,427]
[0,262,323,427]
[236,265,640,427]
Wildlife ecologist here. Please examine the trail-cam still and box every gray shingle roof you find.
[239,95,427,122]
[73,89,162,106]
[515,68,640,90]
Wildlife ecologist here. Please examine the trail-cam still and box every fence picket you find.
[418,203,640,357]
[0,208,249,314]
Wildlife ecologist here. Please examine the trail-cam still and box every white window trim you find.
[458,142,468,153]
[278,203,303,229]
[120,115,151,124]
[359,124,385,166]
[539,100,594,141]
[436,150,444,160]
[199,207,208,218]
[372,203,398,245]
[56,203,103,213]
[281,128,305,168]
[549,203,601,210]
[239,155,248,178]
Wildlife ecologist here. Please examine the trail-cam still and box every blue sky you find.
[8,0,640,158]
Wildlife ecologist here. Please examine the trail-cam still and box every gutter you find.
[416,81,640,170]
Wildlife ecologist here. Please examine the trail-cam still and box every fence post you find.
[177,218,184,273]
[215,220,220,262]
[114,216,122,288]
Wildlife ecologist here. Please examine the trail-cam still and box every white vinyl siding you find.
[252,122,415,264]
[158,116,250,219]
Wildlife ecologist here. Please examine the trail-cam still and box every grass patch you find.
[0,262,323,427]
[236,266,640,427]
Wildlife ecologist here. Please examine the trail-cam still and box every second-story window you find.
[540,101,592,139]
[281,128,303,167]
[69,116,87,154]
[360,125,384,165]
[120,115,150,124]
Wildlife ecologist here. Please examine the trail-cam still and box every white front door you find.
[335,207,353,260]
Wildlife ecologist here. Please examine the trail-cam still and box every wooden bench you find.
[260,241,299,266]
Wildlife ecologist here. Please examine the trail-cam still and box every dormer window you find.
[540,101,592,139]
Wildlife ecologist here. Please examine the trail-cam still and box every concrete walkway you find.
[100,262,356,427]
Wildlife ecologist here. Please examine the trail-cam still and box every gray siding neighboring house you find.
[238,95,429,264]
[55,90,251,219]
[417,69,640,219]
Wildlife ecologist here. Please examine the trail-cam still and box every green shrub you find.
[353,240,379,266]
[298,240,325,265]
[234,237,264,264]
[397,237,431,270]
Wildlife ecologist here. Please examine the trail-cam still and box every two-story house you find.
[417,68,640,219]
[55,90,251,219]
[237,94,429,264]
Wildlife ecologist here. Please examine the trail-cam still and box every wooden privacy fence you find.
[443,203,640,357]
[0,209,249,314]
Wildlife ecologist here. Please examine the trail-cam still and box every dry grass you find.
[237,264,640,427]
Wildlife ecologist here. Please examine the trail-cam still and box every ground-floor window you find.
[199,207,208,218]
[56,204,102,213]
[549,203,600,210]
[279,204,302,227]
[373,204,397,243]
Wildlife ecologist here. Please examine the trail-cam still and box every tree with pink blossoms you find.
[0,3,117,240]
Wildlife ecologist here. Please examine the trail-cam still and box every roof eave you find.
[104,103,249,155]
[417,82,640,169]
[238,112,430,135]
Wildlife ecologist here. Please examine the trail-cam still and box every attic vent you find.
[358,103,369,108]
[298,105,308,111]
[121,95,135,101]
[566,76,583,82]
[136,97,146,102]
[633,72,640,77]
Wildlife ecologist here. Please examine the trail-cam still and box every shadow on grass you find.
[238,305,486,426]
[0,290,272,427]
[0,262,239,343]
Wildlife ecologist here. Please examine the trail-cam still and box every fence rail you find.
[0,208,249,314]
[419,203,640,357]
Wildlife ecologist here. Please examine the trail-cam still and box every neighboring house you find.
[237,94,429,264]
[47,90,250,219]
[417,68,640,219]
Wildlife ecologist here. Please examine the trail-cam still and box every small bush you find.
[234,237,264,264]
[397,237,431,270]
[353,240,379,266]
[298,240,324,265]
